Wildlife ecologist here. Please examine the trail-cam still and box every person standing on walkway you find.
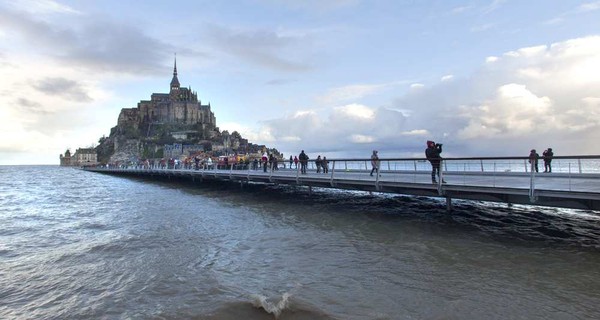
[262,152,268,172]
[543,148,553,173]
[425,141,445,183]
[299,150,309,174]
[529,149,540,173]
[289,155,293,169]
[370,150,380,177]
[316,155,322,173]
[322,156,329,174]
[293,156,299,169]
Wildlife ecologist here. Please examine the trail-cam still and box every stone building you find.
[59,148,97,166]
[59,149,72,166]
[116,57,217,136]
[72,148,98,166]
[163,143,205,159]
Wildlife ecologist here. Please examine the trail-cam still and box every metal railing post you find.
[296,160,300,184]
[493,162,496,187]
[330,161,336,186]
[375,162,380,191]
[568,163,572,191]
[437,160,444,195]
[578,159,582,174]
[529,162,536,202]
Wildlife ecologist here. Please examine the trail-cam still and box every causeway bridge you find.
[84,156,600,211]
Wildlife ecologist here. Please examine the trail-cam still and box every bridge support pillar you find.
[446,197,452,212]
[308,186,312,196]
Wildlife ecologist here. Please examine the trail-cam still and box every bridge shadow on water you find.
[128,174,600,251]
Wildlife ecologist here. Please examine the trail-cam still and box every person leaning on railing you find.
[543,148,554,173]
[529,149,540,173]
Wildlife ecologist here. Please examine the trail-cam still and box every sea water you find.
[1,166,599,319]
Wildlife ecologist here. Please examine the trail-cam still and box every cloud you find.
[450,6,473,14]
[471,23,494,32]
[545,1,600,25]
[247,103,408,157]
[4,0,81,15]
[260,0,360,12]
[265,78,297,86]
[247,36,600,157]
[316,83,392,105]
[0,6,174,75]
[481,0,507,15]
[441,75,454,82]
[205,24,312,72]
[32,77,92,102]
[578,1,600,12]
[457,83,552,139]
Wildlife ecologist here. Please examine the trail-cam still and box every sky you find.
[1,0,600,165]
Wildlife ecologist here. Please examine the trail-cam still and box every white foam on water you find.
[250,292,291,318]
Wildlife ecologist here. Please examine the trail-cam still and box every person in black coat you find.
[529,149,540,173]
[425,140,445,183]
[543,148,554,173]
[299,150,309,174]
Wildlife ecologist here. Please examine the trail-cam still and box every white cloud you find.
[471,23,494,32]
[578,1,600,12]
[458,83,552,139]
[450,6,473,14]
[6,0,81,15]
[409,83,424,90]
[317,83,390,105]
[246,36,600,157]
[334,103,375,119]
[400,129,429,136]
[350,134,375,143]
[441,75,454,82]
[481,0,507,15]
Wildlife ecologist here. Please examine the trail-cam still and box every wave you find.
[202,293,338,320]
[250,292,291,318]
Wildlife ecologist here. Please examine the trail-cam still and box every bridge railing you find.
[257,155,600,197]
[99,155,599,198]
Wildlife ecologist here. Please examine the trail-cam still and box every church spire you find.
[173,53,178,77]
[170,53,180,92]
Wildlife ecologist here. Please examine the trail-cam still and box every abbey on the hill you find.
[92,57,273,164]
[117,57,216,136]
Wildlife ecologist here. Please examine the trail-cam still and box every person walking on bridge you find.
[426,141,445,183]
[370,150,380,177]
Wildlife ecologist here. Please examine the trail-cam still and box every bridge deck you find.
[85,166,600,211]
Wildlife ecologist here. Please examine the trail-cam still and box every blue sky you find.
[1,0,599,164]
